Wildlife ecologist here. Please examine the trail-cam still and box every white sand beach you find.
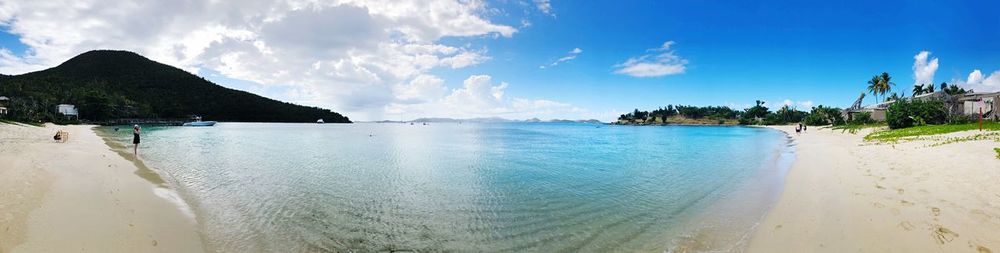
[749,126,1000,252]
[0,123,203,252]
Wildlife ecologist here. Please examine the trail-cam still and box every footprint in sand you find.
[931,225,958,244]
[931,207,941,216]
[900,200,915,206]
[898,221,915,231]
[897,188,905,194]
[970,209,993,223]
[873,202,885,208]
[977,245,993,253]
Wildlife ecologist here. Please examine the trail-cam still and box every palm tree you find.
[887,92,900,102]
[926,84,935,93]
[867,75,881,104]
[878,72,895,102]
[913,84,925,96]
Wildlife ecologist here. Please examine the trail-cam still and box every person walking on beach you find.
[133,125,141,155]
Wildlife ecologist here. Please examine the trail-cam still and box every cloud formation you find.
[912,51,939,86]
[614,41,688,78]
[0,0,585,120]
[540,47,581,69]
[534,0,554,17]
[385,74,579,119]
[953,69,1000,92]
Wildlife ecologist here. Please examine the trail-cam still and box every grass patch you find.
[929,132,1000,147]
[865,122,1000,142]
[995,148,1000,160]
[830,123,887,134]
[0,119,43,126]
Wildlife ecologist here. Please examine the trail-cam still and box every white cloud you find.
[953,69,1000,92]
[393,74,447,104]
[614,41,688,78]
[384,74,580,119]
[540,47,582,68]
[534,0,554,17]
[0,0,545,121]
[912,51,939,86]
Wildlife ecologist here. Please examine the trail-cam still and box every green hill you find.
[0,50,350,123]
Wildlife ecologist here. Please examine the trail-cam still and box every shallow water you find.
[101,122,791,252]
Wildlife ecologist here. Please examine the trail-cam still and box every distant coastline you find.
[368,117,604,124]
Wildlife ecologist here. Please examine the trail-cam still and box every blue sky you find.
[1,0,998,121]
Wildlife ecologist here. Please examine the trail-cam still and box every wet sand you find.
[0,123,203,252]
[749,125,1000,252]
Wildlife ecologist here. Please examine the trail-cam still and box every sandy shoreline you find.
[748,125,1000,252]
[0,123,203,252]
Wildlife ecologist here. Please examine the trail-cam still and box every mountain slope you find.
[0,50,350,123]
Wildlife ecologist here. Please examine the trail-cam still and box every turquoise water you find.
[102,123,791,252]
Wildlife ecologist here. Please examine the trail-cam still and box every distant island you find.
[370,117,603,124]
[0,50,350,124]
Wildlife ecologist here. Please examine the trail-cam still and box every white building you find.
[57,104,79,119]
[0,96,8,116]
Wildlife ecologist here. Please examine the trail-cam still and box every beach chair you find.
[54,130,69,143]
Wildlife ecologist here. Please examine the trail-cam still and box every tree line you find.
[618,101,846,126]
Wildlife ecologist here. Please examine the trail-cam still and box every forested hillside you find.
[0,50,350,123]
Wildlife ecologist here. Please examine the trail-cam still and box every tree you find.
[887,92,900,102]
[940,82,948,91]
[943,83,973,95]
[912,84,925,96]
[878,72,896,102]
[926,84,935,93]
[867,75,882,104]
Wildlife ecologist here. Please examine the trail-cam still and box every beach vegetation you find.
[619,100,842,126]
[995,148,1000,159]
[804,105,845,126]
[885,99,947,129]
[864,122,1000,141]
[850,112,875,125]
[831,122,886,134]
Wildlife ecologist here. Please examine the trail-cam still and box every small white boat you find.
[317,119,325,124]
[183,116,216,126]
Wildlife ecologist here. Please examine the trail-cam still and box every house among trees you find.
[0,96,9,116]
[57,104,79,120]
[955,92,1000,120]
[847,89,1000,122]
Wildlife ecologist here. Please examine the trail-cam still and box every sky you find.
[1,0,998,122]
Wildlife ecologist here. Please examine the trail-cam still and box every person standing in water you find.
[132,125,141,155]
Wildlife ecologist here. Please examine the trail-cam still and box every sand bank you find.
[0,123,203,252]
[749,126,1000,252]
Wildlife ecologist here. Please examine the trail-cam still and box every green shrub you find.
[886,99,947,129]
[851,112,875,124]
[949,114,974,124]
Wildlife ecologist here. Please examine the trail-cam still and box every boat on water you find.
[183,116,217,126]
[317,119,325,124]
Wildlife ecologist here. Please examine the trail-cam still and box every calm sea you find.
[100,122,792,252]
